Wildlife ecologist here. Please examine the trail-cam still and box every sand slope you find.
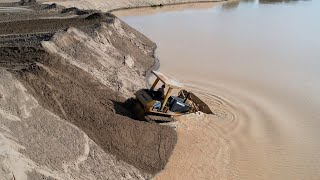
[0,6,177,179]
[0,69,145,180]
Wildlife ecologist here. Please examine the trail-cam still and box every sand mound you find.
[41,17,154,97]
[0,8,176,179]
[0,68,147,179]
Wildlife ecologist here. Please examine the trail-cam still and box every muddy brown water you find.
[115,1,320,179]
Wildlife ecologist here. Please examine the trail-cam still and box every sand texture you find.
[0,4,178,179]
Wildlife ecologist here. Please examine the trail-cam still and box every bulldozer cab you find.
[135,71,192,116]
[150,71,184,112]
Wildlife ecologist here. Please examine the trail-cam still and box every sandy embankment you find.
[0,4,178,179]
[0,69,146,180]
[0,0,227,179]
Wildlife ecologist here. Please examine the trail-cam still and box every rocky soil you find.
[0,2,177,180]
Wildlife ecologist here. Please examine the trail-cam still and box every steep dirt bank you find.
[0,69,147,180]
[37,0,226,12]
[0,5,176,179]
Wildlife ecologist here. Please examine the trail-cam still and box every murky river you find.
[115,1,320,179]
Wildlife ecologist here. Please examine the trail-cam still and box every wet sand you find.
[117,1,320,179]
[0,7,32,12]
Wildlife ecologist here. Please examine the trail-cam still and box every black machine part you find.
[168,96,191,113]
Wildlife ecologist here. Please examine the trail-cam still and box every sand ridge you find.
[0,3,178,179]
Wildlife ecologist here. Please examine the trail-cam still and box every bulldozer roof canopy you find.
[152,71,183,89]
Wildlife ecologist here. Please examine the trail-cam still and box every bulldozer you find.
[131,71,212,122]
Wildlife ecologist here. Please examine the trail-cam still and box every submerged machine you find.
[132,71,212,122]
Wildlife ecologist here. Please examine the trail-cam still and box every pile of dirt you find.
[0,68,148,180]
[0,6,176,179]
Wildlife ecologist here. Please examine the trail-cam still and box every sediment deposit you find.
[0,3,177,179]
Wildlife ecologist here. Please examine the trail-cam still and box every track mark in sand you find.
[0,7,32,13]
[0,108,21,122]
[51,93,68,120]
[74,133,90,170]
[62,131,91,179]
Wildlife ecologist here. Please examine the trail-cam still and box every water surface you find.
[115,1,320,179]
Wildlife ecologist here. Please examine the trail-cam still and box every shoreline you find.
[146,56,160,87]
[108,0,227,87]
[36,0,227,12]
[108,0,227,13]
[0,0,230,179]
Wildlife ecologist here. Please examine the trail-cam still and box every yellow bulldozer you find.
[132,71,212,122]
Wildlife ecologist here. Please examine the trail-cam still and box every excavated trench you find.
[0,4,177,178]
